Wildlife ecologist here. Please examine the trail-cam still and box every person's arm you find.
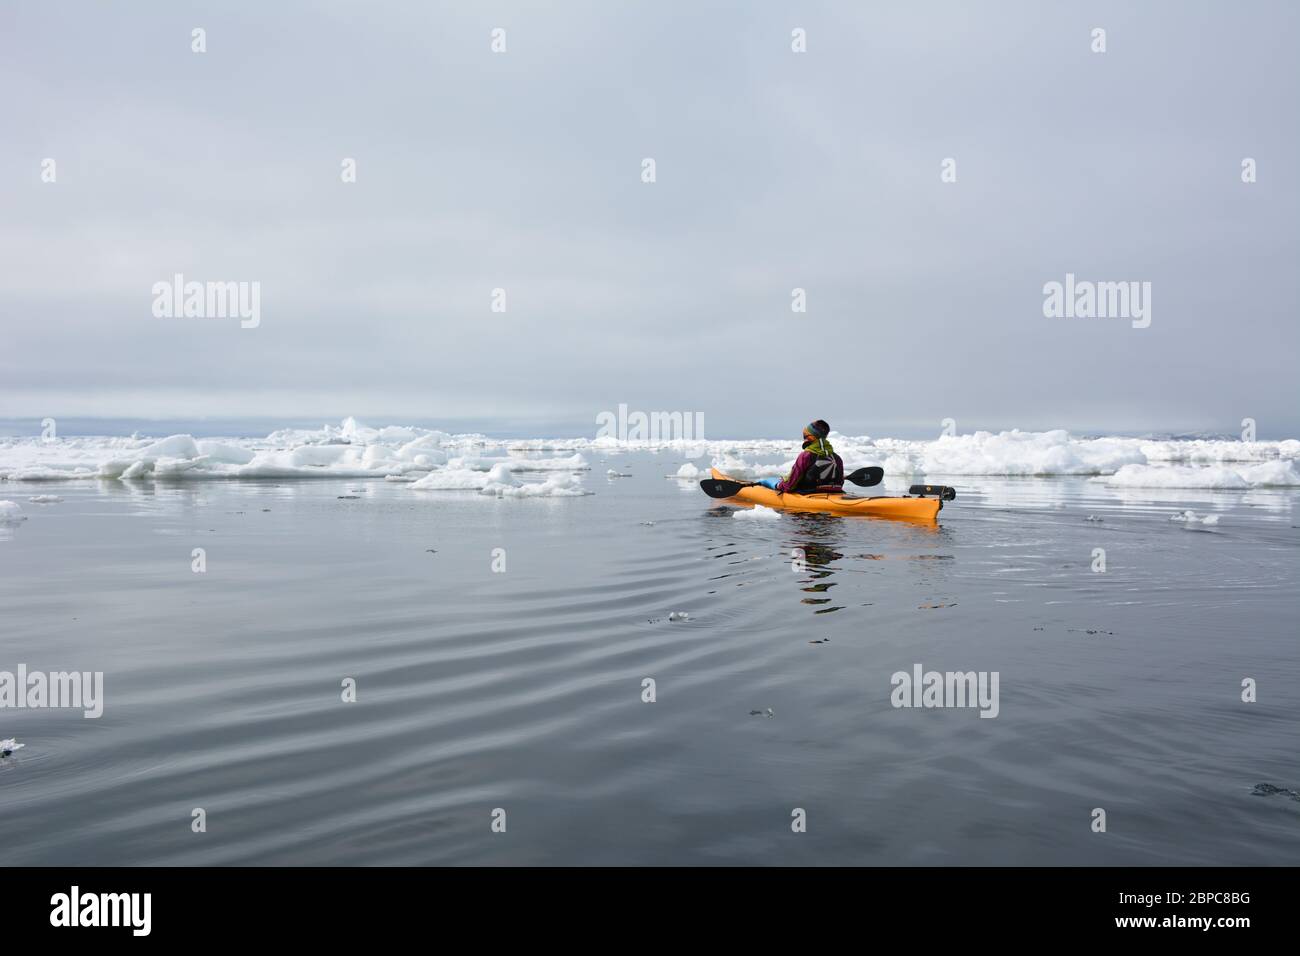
[776,451,812,493]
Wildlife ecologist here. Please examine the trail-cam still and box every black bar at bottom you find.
[0,867,1279,940]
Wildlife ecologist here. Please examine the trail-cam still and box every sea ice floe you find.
[0,420,592,498]
[480,471,590,498]
[1170,510,1220,525]
[1097,461,1300,489]
[1,421,1296,499]
[733,505,780,521]
[412,463,590,498]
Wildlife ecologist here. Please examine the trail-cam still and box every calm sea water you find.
[1,452,1297,865]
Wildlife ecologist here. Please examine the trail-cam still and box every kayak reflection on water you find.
[705,499,950,617]
[781,513,951,615]
[788,514,848,614]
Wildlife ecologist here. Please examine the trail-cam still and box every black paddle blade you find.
[699,478,751,498]
[845,466,884,487]
[909,483,956,501]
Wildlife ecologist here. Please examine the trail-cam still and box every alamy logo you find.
[1042,273,1151,328]
[151,273,261,328]
[0,665,104,718]
[890,664,999,718]
[50,886,151,936]
[595,404,705,444]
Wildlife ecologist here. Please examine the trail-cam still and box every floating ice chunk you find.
[1170,510,1220,525]
[480,471,590,498]
[451,454,588,472]
[288,444,360,467]
[395,437,449,465]
[713,456,788,480]
[916,429,1147,476]
[28,495,63,503]
[513,454,588,471]
[882,453,921,477]
[734,505,780,521]
[153,456,219,478]
[668,611,690,622]
[1,466,97,481]
[194,441,256,465]
[410,465,503,490]
[1238,460,1300,486]
[1101,464,1250,489]
[673,463,701,479]
[0,500,26,522]
[138,434,202,459]
[0,738,24,757]
[99,458,139,479]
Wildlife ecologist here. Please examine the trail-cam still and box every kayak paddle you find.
[699,478,763,498]
[699,467,884,499]
[846,467,884,487]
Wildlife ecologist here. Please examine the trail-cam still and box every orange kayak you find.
[708,468,942,522]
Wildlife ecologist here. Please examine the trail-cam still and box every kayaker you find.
[758,420,845,494]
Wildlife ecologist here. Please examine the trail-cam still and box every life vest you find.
[790,438,843,491]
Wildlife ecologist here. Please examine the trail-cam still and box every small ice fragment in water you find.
[1,738,24,758]
[28,495,63,503]
[1084,515,1103,522]
[0,501,26,522]
[606,470,632,477]
[668,611,689,622]
[748,708,774,718]
[1170,510,1219,525]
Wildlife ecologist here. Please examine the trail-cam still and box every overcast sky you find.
[2,1,1297,438]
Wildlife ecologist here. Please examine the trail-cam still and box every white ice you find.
[2,421,1297,502]
[1170,510,1221,525]
[733,505,781,521]
[0,419,591,499]
[1097,461,1300,489]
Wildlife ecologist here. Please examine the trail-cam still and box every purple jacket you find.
[777,446,845,494]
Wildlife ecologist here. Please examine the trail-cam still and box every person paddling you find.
[758,420,845,494]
